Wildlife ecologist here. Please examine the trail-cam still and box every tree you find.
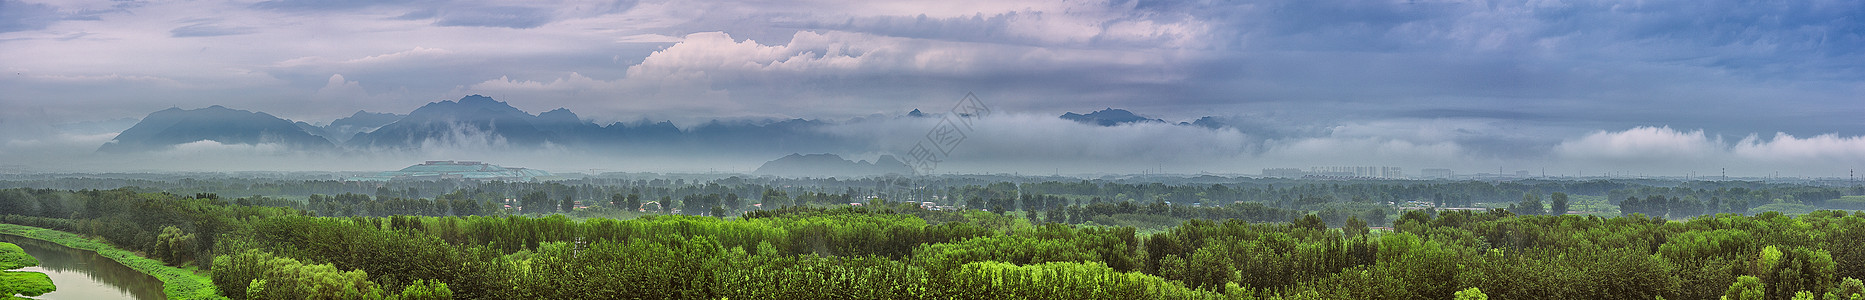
[723,193,741,211]
[560,194,575,213]
[1550,192,1570,215]
[1294,214,1326,230]
[1726,276,1765,300]
[1829,277,1864,300]
[1344,216,1370,237]
[1455,287,1488,300]
[391,280,452,300]
[520,191,549,215]
[1510,193,1546,216]
[762,189,790,208]
[153,226,197,265]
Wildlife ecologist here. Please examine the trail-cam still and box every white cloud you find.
[313,74,368,101]
[1548,126,1865,177]
[1555,126,1721,161]
[1258,136,1471,169]
[1733,133,1865,163]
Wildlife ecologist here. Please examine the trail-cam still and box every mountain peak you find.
[538,108,582,124]
[348,95,555,149]
[753,153,915,177]
[457,94,501,105]
[1060,108,1165,126]
[100,105,334,153]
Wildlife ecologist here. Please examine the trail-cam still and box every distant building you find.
[1266,166,1407,179]
[1262,168,1306,178]
[347,160,561,182]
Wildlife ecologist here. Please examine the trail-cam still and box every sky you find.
[0,0,1863,177]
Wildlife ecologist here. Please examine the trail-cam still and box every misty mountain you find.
[319,110,404,143]
[98,105,334,153]
[1184,116,1227,129]
[345,95,562,149]
[1060,108,1166,126]
[340,95,857,155]
[97,96,1256,158]
[752,153,915,178]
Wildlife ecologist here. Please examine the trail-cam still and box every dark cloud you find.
[0,0,59,33]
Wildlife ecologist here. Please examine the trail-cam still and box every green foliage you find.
[154,226,198,266]
[944,261,1228,299]
[1825,196,1865,210]
[1832,277,1865,300]
[220,249,385,300]
[3,270,56,297]
[4,182,1865,300]
[1725,276,1766,300]
[1752,203,1820,215]
[388,280,451,300]
[0,224,222,299]
[1455,287,1488,300]
[1550,192,1570,215]
[1510,193,1547,216]
[0,243,35,270]
[0,242,55,298]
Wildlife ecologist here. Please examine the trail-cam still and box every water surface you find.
[0,234,166,300]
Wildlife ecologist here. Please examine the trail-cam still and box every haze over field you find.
[1,0,1862,177]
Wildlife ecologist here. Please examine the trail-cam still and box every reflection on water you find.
[0,234,166,300]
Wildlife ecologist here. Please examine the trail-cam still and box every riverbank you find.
[0,224,223,300]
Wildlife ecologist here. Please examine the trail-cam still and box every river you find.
[0,234,167,300]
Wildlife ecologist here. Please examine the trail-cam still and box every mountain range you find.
[98,105,336,153]
[97,96,1234,172]
[1060,108,1166,126]
[752,153,915,177]
[98,95,863,156]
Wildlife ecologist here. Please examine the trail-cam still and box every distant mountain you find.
[1185,116,1226,129]
[345,95,561,149]
[318,111,403,143]
[98,105,334,153]
[96,95,864,155]
[1060,108,1165,126]
[753,153,915,178]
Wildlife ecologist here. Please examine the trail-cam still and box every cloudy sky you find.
[1,0,1862,177]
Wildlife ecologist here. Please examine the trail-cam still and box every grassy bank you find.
[0,224,223,300]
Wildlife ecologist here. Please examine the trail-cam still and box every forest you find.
[0,176,1863,299]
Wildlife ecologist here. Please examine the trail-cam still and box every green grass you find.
[1750,203,1820,216]
[0,224,225,300]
